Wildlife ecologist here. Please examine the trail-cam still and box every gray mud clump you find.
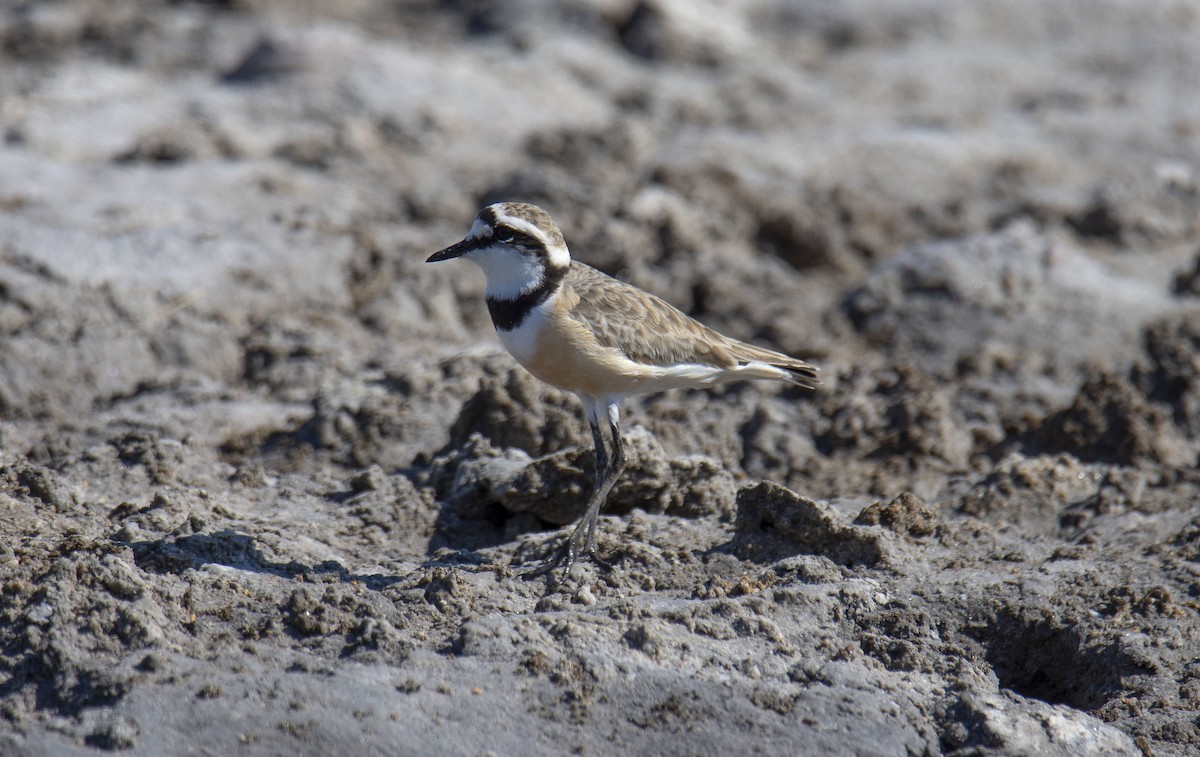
[3,1,1200,755]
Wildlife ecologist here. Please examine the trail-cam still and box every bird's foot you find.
[521,523,612,583]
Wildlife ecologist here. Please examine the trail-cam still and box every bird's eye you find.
[495,226,523,245]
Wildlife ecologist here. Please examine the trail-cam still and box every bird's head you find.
[427,202,570,300]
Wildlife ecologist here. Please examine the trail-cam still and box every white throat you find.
[469,245,548,301]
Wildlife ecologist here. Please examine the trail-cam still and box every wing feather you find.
[564,264,734,368]
[563,264,819,388]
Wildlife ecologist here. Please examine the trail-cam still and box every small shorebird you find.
[428,202,819,579]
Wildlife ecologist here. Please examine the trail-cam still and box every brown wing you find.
[563,263,742,369]
[563,263,820,388]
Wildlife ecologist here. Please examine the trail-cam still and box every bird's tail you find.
[727,342,820,390]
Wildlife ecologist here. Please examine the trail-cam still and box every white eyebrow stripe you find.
[491,209,545,242]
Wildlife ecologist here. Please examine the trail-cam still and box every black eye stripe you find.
[494,225,535,245]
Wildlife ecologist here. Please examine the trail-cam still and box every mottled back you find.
[563,263,738,369]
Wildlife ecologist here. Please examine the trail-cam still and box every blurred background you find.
[2,2,1200,752]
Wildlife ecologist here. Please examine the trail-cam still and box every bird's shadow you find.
[125,530,490,590]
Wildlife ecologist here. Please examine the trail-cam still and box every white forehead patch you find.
[466,216,492,241]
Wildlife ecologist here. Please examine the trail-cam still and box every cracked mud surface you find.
[2,1,1200,755]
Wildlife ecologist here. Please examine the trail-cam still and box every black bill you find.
[426,237,478,263]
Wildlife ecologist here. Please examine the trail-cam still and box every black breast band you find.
[486,266,566,331]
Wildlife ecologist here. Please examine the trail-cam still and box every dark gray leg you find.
[582,416,624,553]
[524,411,624,581]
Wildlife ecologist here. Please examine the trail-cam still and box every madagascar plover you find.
[428,202,819,579]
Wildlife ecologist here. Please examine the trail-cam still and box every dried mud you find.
[2,1,1200,755]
